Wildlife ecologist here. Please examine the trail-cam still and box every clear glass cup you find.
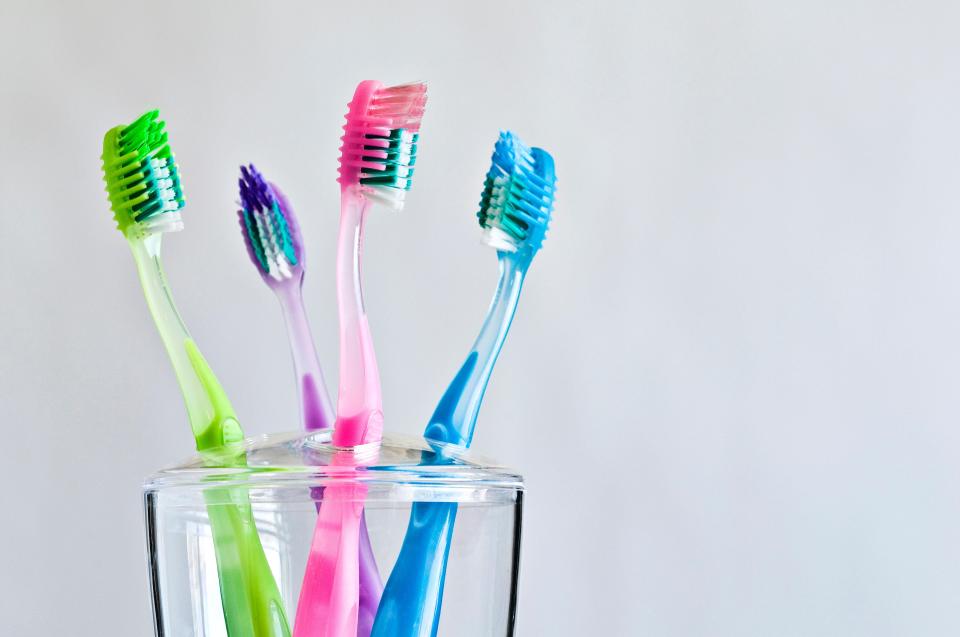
[143,430,524,636]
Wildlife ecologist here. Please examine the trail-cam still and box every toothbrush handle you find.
[277,283,335,431]
[275,265,384,626]
[372,257,528,633]
[130,236,292,634]
[429,257,525,449]
[294,478,366,637]
[370,502,458,637]
[129,236,215,440]
[305,493,383,637]
[206,485,291,637]
[357,512,383,636]
[294,189,382,636]
[334,192,383,445]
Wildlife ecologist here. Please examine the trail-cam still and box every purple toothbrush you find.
[237,165,383,633]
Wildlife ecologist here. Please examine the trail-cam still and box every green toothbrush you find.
[101,110,291,637]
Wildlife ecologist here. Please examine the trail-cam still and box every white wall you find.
[1,1,959,634]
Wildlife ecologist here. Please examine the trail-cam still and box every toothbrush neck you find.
[425,254,527,448]
[334,189,383,447]
[275,279,335,432]
[132,233,191,339]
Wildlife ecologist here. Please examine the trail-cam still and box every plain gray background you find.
[2,0,960,635]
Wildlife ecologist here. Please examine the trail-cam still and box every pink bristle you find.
[338,81,427,187]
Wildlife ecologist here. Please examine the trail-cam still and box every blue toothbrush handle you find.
[372,258,527,635]
[370,501,459,637]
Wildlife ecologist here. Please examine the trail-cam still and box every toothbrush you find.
[371,131,556,637]
[237,164,335,432]
[102,111,291,637]
[293,80,427,637]
[235,164,384,628]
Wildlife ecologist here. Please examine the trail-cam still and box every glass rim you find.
[143,430,525,493]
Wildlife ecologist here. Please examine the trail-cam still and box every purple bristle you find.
[239,164,272,213]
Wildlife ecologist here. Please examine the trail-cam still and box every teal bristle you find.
[360,129,418,190]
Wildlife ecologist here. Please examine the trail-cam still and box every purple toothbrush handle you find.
[357,511,383,636]
[301,373,333,433]
[279,284,335,432]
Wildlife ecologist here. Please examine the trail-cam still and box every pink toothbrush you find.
[293,80,427,637]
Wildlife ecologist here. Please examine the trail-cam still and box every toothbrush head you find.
[478,131,556,257]
[338,80,427,210]
[101,110,185,238]
[237,164,304,283]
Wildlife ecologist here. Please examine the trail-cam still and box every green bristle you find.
[101,110,184,234]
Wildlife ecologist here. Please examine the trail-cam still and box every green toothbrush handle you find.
[113,122,291,635]
[187,344,292,637]
[206,488,291,637]
[185,339,243,452]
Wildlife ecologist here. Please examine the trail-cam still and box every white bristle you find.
[251,207,294,281]
[480,174,519,251]
[365,187,407,210]
[151,158,181,216]
[482,226,518,252]
[143,211,183,235]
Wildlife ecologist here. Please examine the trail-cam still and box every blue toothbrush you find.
[371,131,557,636]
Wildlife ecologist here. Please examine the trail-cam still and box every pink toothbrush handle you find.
[295,478,366,637]
[294,190,383,636]
[332,193,383,447]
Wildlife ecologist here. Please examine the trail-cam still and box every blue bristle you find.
[477,131,556,253]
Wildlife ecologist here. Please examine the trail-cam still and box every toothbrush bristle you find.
[101,110,185,236]
[237,164,301,282]
[338,81,428,210]
[478,131,556,253]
